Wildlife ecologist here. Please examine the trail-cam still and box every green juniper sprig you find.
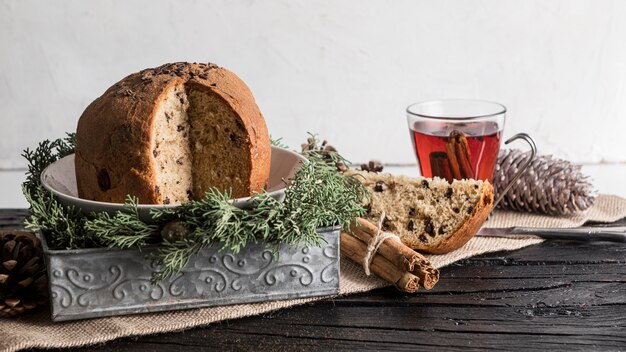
[22,133,75,195]
[22,184,92,249]
[21,133,96,249]
[147,190,257,282]
[85,196,160,249]
[270,135,289,149]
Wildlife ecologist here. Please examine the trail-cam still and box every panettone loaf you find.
[350,171,494,254]
[75,62,270,204]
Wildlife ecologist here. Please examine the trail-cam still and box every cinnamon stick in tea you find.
[429,152,453,182]
[340,232,420,293]
[349,218,440,289]
[445,130,474,179]
[444,141,462,180]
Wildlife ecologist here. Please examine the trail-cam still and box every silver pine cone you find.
[493,149,596,215]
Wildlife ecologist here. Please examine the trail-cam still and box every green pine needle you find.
[270,135,289,149]
[21,133,94,249]
[22,184,93,249]
[86,196,160,249]
[22,133,75,194]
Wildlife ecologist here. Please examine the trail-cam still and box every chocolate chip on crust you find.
[97,169,111,192]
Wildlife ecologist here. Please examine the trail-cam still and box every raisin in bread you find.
[350,171,494,254]
[75,62,270,204]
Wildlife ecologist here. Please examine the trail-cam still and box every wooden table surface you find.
[2,210,625,351]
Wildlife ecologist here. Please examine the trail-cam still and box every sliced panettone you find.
[75,62,270,205]
[349,171,494,254]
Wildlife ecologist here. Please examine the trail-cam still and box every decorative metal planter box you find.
[41,227,340,322]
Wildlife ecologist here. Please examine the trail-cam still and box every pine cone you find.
[493,149,596,215]
[161,220,191,242]
[0,231,48,318]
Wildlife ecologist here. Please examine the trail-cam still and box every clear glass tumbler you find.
[406,100,507,182]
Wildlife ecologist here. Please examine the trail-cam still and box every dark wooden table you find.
[3,210,625,351]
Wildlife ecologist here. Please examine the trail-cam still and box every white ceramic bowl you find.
[41,146,305,222]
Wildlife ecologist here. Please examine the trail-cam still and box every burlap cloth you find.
[2,194,625,352]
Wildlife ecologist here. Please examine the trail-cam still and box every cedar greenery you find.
[22,133,367,282]
[22,185,92,249]
[22,133,76,195]
[21,133,95,249]
[84,196,159,249]
[269,135,289,149]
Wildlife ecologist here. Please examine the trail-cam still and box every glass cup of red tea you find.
[406,99,536,206]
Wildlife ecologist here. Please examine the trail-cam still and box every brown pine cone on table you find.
[493,149,596,215]
[0,231,48,318]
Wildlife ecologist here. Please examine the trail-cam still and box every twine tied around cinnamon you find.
[342,216,441,292]
[362,212,401,276]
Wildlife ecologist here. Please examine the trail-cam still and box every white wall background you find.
[2,0,626,170]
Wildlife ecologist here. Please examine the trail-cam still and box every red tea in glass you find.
[410,121,501,182]
[406,100,505,183]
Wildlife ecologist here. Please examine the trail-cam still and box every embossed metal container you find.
[41,227,340,322]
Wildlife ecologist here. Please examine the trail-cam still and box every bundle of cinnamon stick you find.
[340,218,440,293]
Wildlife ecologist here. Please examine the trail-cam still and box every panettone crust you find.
[75,62,270,204]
